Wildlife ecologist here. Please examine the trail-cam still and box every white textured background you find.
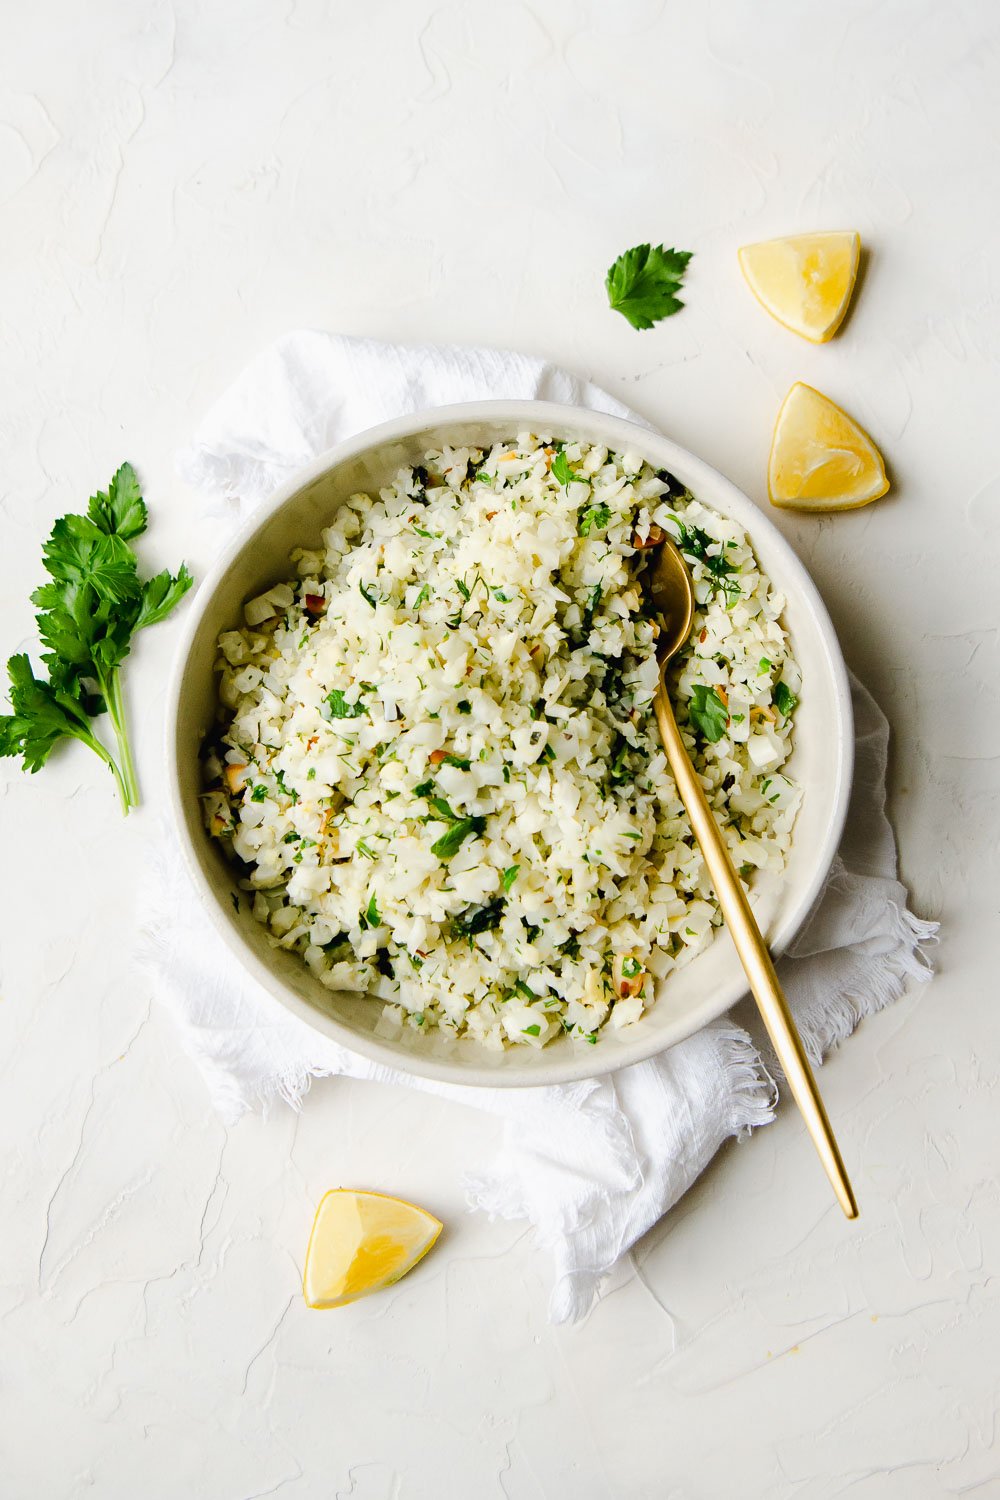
[1,2,998,1496]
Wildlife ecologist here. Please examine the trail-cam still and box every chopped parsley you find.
[502,864,520,891]
[431,815,487,861]
[687,684,729,743]
[773,681,798,718]
[522,1024,541,1037]
[451,899,504,939]
[250,783,267,803]
[324,688,367,720]
[578,503,612,536]
[456,700,472,714]
[358,893,380,929]
[359,579,378,609]
[552,450,574,487]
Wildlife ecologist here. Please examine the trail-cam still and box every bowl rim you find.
[166,399,854,1087]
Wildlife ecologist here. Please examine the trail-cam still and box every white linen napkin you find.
[146,332,937,1323]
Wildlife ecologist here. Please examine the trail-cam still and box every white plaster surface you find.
[1,2,998,1495]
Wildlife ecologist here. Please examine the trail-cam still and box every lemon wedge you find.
[768,382,889,512]
[303,1189,442,1309]
[739,232,861,343]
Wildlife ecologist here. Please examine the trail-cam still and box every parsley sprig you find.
[606,243,693,330]
[0,463,192,813]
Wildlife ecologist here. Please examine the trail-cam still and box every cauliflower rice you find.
[203,434,801,1050]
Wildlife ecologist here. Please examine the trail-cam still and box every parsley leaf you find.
[687,684,729,743]
[552,450,574,488]
[578,503,612,536]
[773,681,798,718]
[431,815,486,861]
[502,864,520,891]
[605,243,693,330]
[323,688,368,720]
[87,462,147,540]
[1,464,191,812]
[451,899,504,939]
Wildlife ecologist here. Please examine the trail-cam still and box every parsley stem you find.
[108,668,139,807]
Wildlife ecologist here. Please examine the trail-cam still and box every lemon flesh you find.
[768,383,889,512]
[739,231,860,343]
[303,1189,442,1309]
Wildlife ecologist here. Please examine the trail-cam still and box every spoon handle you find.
[654,684,858,1220]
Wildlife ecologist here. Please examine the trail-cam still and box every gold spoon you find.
[645,535,858,1219]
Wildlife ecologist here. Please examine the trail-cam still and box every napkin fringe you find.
[716,1025,779,1137]
[793,902,939,1067]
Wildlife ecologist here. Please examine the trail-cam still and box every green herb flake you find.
[773,681,798,718]
[324,688,367,720]
[456,700,472,714]
[359,580,378,609]
[502,864,520,892]
[551,450,574,488]
[522,1024,541,1037]
[250,783,267,803]
[413,779,435,798]
[431,815,487,861]
[578,503,612,536]
[514,980,536,1002]
[687,684,729,743]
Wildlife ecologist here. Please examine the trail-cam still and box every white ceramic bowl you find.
[167,400,853,1087]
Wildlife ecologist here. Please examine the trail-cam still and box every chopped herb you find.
[578,503,611,536]
[359,580,378,609]
[431,815,487,861]
[281,830,300,844]
[501,765,511,783]
[687,684,729,743]
[451,899,504,939]
[250,783,267,803]
[492,588,513,603]
[621,956,641,978]
[773,681,798,718]
[552,450,574,488]
[306,767,316,780]
[324,688,368,720]
[439,752,471,770]
[475,470,494,483]
[413,778,435,798]
[561,935,581,960]
[456,699,472,714]
[274,768,298,803]
[412,584,430,607]
[359,892,380,929]
[356,837,377,860]
[412,526,438,540]
[539,743,556,764]
[502,864,520,891]
[429,795,460,822]
[514,980,536,1001]
[455,577,471,601]
[605,242,693,330]
[522,1024,541,1037]
[758,657,772,675]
